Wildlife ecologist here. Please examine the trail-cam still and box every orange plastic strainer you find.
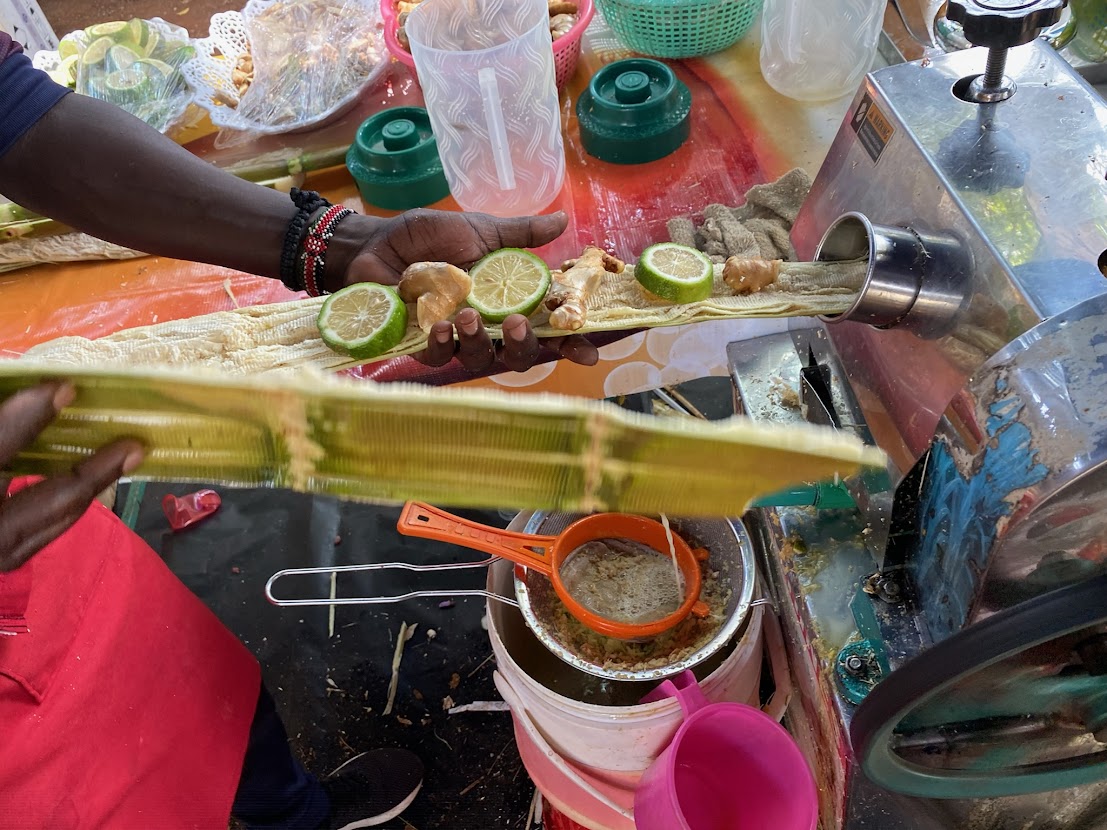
[397,502,708,640]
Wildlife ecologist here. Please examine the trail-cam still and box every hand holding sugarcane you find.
[0,382,142,572]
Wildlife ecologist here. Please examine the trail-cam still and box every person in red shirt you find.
[0,29,596,830]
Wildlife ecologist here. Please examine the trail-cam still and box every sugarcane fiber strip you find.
[23,260,862,375]
[0,361,886,517]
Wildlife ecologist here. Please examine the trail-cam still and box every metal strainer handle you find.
[264,559,519,608]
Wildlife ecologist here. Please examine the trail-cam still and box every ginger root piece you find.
[398,262,473,332]
[546,246,625,331]
[723,256,782,296]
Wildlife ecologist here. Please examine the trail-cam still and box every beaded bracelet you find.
[279,189,329,289]
[298,204,354,297]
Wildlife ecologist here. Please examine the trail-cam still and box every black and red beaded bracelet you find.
[298,204,354,297]
[279,189,328,289]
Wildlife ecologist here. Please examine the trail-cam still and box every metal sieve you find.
[512,510,756,682]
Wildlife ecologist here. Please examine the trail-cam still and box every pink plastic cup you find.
[634,670,818,830]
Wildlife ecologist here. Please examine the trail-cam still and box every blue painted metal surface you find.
[910,388,1048,642]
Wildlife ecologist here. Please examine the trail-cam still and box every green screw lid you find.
[576,59,692,165]
[345,106,450,211]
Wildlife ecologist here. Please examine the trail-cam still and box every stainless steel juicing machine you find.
[730,1,1107,826]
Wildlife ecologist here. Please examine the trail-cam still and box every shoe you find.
[322,748,424,829]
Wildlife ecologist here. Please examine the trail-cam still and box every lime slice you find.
[318,284,409,360]
[136,57,184,93]
[81,36,115,67]
[127,18,151,49]
[49,54,80,88]
[46,68,72,87]
[104,67,153,106]
[58,38,80,60]
[162,43,196,66]
[108,44,139,72]
[467,249,552,323]
[143,30,163,59]
[60,54,80,79]
[634,243,715,304]
[137,57,174,76]
[138,57,177,81]
[87,21,130,42]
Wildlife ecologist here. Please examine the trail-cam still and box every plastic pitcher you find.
[634,670,817,830]
[405,0,567,216]
[759,0,886,102]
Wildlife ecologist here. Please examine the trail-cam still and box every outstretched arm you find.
[0,36,596,370]
[0,33,374,283]
[0,91,329,279]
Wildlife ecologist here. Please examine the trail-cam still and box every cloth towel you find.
[667,168,813,263]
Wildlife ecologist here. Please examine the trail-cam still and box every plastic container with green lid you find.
[576,59,692,165]
[345,107,450,211]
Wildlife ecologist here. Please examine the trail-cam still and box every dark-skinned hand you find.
[330,208,599,373]
[0,382,143,573]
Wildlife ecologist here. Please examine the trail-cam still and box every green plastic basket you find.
[596,0,764,58]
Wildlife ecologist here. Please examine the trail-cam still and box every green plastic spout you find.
[750,480,856,510]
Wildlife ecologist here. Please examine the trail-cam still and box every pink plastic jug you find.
[633,670,817,830]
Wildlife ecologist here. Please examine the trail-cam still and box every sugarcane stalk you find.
[1,217,70,241]
[0,202,42,225]
[225,144,350,183]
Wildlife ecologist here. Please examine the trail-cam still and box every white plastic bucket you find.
[489,558,766,772]
[487,536,792,830]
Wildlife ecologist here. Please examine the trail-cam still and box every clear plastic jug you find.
[759,0,886,103]
[405,0,567,217]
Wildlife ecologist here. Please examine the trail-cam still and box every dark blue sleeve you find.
[0,48,70,159]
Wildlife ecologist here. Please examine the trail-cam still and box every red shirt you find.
[0,485,260,828]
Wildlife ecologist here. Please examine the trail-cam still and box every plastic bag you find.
[62,18,197,136]
[163,489,222,530]
[184,0,386,148]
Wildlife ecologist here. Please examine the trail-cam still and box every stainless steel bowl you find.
[510,511,755,682]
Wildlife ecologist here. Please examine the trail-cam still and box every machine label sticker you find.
[851,93,894,163]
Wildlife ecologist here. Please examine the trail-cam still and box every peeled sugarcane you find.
[0,234,146,275]
[22,240,868,373]
[0,360,886,518]
[723,256,869,296]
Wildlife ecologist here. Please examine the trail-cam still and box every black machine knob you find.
[945,0,1066,49]
[945,0,1067,102]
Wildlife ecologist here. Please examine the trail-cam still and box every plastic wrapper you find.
[163,489,222,530]
[62,19,198,136]
[184,0,386,148]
